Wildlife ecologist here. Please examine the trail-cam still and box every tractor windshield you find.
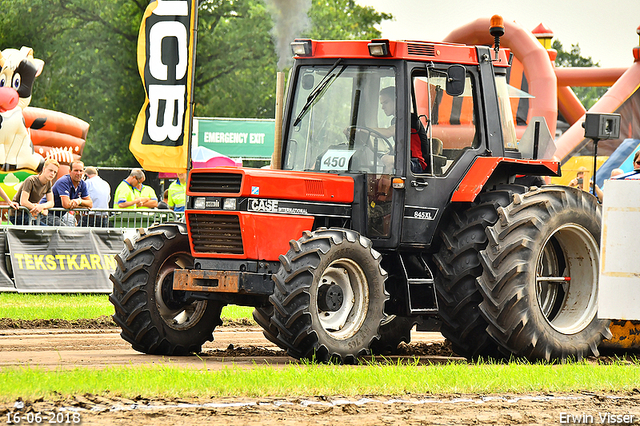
[283,65,397,174]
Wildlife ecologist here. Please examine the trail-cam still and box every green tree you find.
[0,0,145,167]
[194,0,392,118]
[552,39,608,110]
[306,0,392,40]
[0,0,392,166]
[194,0,278,119]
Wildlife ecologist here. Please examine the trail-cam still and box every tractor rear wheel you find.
[369,315,417,355]
[433,185,526,359]
[477,186,611,361]
[109,223,223,355]
[269,228,388,363]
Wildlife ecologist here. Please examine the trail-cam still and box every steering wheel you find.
[344,125,393,154]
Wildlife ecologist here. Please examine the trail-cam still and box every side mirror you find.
[446,65,466,97]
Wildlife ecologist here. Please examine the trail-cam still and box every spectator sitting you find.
[167,172,187,212]
[612,151,640,180]
[81,166,111,227]
[52,160,93,226]
[114,168,153,209]
[157,189,169,210]
[610,168,624,179]
[568,166,589,190]
[9,158,61,226]
[594,168,624,203]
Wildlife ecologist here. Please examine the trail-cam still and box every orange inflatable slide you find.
[443,18,640,163]
[23,106,88,163]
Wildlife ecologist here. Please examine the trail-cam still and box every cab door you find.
[401,65,485,247]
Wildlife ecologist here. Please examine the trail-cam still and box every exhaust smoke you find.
[264,0,311,69]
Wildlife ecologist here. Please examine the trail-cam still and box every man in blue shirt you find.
[82,166,111,227]
[52,160,93,226]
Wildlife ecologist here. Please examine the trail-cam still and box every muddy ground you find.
[1,319,639,425]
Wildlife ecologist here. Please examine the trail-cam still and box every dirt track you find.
[1,326,639,425]
[0,326,452,369]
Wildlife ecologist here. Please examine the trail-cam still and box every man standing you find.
[10,158,61,226]
[114,168,152,209]
[83,166,111,227]
[52,160,93,226]
[135,173,158,209]
[167,172,187,212]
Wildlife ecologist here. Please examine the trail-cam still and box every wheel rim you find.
[535,224,599,334]
[315,258,369,340]
[155,252,208,331]
[537,237,565,320]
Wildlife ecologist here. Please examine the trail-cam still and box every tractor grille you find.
[188,213,244,254]
[407,43,436,57]
[189,173,242,194]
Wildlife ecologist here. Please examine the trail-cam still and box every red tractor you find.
[110,23,610,362]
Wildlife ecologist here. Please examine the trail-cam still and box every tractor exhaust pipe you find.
[271,71,285,169]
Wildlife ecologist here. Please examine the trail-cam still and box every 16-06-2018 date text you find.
[6,411,81,424]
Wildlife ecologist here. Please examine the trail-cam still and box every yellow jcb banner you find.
[129,0,197,173]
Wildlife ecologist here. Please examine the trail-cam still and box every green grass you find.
[0,294,114,320]
[0,293,254,321]
[220,304,254,321]
[1,294,638,403]
[1,360,639,402]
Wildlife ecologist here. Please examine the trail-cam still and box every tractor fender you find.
[450,156,560,203]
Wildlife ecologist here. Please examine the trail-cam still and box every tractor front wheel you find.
[109,224,223,355]
[269,228,388,363]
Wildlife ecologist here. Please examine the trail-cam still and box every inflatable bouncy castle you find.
[444,19,640,185]
[0,46,89,199]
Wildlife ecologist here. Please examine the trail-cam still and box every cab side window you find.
[412,69,478,175]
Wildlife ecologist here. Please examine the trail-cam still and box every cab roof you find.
[292,39,511,67]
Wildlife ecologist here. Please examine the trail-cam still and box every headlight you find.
[368,40,390,57]
[223,198,237,210]
[193,197,206,209]
[291,39,312,56]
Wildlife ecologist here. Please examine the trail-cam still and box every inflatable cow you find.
[0,46,45,172]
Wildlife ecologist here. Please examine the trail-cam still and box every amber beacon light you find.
[489,15,505,60]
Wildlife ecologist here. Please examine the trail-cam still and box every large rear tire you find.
[433,185,526,359]
[109,224,223,355]
[369,315,416,355]
[477,186,611,361]
[269,228,388,363]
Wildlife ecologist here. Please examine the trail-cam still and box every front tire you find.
[477,186,611,361]
[269,228,388,363]
[109,224,223,355]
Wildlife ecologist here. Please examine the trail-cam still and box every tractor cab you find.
[282,39,524,248]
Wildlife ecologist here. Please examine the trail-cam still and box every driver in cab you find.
[375,87,428,174]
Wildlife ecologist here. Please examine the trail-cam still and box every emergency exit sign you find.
[194,117,275,159]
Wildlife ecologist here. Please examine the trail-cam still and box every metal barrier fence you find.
[2,206,183,229]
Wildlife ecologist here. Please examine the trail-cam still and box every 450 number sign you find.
[320,150,355,171]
